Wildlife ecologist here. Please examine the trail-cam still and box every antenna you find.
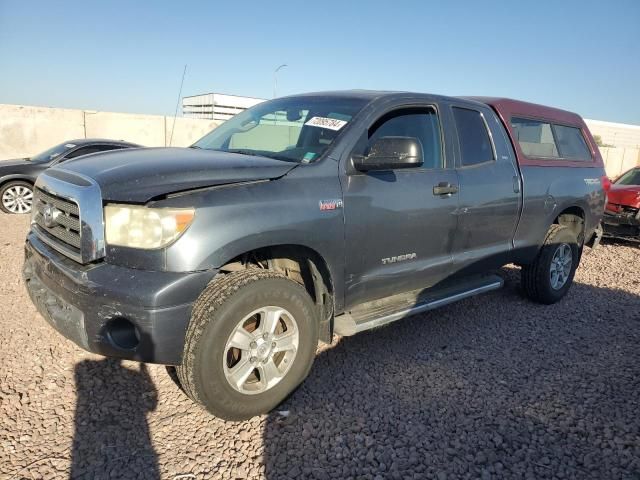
[273,64,288,99]
[169,64,188,147]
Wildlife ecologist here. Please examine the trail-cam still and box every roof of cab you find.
[281,90,585,124]
[284,89,474,104]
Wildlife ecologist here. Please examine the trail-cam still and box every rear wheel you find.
[521,224,580,304]
[0,181,33,214]
[176,269,318,420]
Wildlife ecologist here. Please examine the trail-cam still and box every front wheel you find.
[176,269,319,420]
[521,224,580,304]
[0,181,34,214]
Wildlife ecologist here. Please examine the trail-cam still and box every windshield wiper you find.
[193,148,297,163]
[227,149,296,163]
[227,149,260,156]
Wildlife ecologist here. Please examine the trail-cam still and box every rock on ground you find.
[1,212,639,479]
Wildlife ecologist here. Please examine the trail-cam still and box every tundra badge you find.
[382,253,417,265]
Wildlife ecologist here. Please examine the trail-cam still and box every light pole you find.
[273,64,288,99]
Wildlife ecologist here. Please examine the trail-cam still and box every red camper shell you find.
[470,97,604,169]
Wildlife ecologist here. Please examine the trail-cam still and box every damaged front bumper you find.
[23,232,217,365]
[602,207,640,240]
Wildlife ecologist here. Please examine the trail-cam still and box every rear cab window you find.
[552,124,592,160]
[511,117,592,161]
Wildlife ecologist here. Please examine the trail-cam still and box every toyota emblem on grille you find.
[43,204,60,228]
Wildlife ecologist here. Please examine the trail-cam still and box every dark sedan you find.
[0,139,140,214]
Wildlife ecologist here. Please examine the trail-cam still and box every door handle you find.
[433,182,459,196]
[512,175,521,193]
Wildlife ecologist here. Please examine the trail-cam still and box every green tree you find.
[593,135,604,147]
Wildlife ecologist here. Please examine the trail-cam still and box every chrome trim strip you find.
[32,224,83,263]
[423,280,502,310]
[34,169,105,263]
[334,279,504,336]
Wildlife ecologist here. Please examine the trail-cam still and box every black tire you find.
[176,269,319,420]
[521,224,580,304]
[0,180,33,214]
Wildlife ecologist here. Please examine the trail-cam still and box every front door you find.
[342,106,459,308]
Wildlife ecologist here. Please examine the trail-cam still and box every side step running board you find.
[334,275,503,336]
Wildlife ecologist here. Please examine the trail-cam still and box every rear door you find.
[448,103,521,274]
[342,104,460,308]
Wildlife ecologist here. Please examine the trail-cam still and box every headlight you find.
[104,204,195,249]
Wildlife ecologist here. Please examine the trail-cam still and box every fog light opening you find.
[106,317,140,350]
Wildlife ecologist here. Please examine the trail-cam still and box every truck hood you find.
[56,147,298,203]
[608,184,640,208]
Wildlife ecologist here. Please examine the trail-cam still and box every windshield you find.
[191,96,368,163]
[30,142,77,162]
[615,168,640,186]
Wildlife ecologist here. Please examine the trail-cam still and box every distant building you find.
[584,119,640,149]
[182,93,265,121]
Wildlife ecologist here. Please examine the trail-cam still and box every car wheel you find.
[0,181,34,214]
[521,224,580,304]
[176,269,319,420]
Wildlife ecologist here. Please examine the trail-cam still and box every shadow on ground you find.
[70,359,159,480]
[262,268,640,479]
[61,267,639,479]
[601,236,640,248]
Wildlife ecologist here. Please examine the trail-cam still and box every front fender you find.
[156,161,347,310]
[0,173,37,186]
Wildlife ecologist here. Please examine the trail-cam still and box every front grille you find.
[33,188,82,253]
[31,170,105,264]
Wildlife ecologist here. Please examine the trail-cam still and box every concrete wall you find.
[0,104,220,160]
[2,102,639,180]
[600,146,640,178]
[586,119,640,149]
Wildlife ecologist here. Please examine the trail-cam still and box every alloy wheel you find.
[550,243,572,290]
[223,306,299,395]
[1,185,33,214]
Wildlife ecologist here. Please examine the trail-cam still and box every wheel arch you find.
[514,204,587,267]
[0,175,34,189]
[217,244,335,343]
[553,205,585,245]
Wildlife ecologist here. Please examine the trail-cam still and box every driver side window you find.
[368,108,443,169]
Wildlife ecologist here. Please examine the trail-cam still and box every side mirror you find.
[353,136,423,171]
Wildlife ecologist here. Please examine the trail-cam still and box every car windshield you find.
[191,96,368,163]
[615,168,640,186]
[30,142,77,162]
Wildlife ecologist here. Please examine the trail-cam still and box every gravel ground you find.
[1,212,639,480]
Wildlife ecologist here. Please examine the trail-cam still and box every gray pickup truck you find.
[23,91,608,419]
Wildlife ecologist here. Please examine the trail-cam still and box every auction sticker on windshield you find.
[305,116,348,131]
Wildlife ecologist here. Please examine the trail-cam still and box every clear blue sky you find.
[1,0,639,124]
